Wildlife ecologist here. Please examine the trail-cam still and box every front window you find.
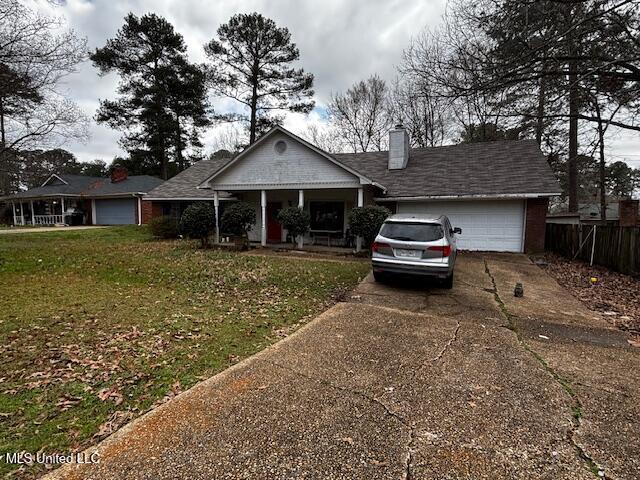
[380,222,444,242]
[310,201,344,231]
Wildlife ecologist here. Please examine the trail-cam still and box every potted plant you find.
[276,206,310,248]
[220,202,256,249]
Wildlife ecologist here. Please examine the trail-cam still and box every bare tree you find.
[404,0,640,211]
[208,124,247,154]
[302,124,343,153]
[388,75,453,148]
[0,0,88,194]
[328,75,392,153]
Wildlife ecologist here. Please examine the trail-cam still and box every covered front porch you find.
[11,197,87,226]
[213,187,367,251]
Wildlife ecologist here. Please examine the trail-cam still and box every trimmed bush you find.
[221,202,256,238]
[348,206,391,249]
[277,206,310,247]
[179,202,216,248]
[148,215,179,239]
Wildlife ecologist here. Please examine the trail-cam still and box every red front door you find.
[267,202,282,242]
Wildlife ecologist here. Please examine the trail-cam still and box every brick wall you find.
[618,199,639,227]
[524,197,549,253]
[141,200,162,224]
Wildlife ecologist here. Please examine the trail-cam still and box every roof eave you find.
[375,192,562,201]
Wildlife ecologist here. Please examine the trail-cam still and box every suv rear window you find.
[380,222,444,242]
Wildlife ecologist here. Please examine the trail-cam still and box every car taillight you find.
[372,241,393,255]
[427,245,452,257]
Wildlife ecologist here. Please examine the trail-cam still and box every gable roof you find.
[146,157,234,200]
[141,135,560,201]
[335,140,560,199]
[2,174,164,200]
[197,126,383,189]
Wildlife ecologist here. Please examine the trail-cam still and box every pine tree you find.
[204,13,314,144]
[91,13,209,179]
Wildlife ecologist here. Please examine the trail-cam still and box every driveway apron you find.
[46,253,638,480]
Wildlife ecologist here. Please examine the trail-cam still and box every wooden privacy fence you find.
[546,223,640,276]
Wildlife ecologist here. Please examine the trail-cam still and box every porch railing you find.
[13,216,26,226]
[33,215,65,225]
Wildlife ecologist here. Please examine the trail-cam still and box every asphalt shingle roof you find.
[144,139,560,200]
[4,174,164,200]
[334,140,560,198]
[146,157,233,199]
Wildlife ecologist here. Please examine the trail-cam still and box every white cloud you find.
[30,0,640,167]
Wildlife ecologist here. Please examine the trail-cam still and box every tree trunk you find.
[159,135,168,180]
[595,101,607,223]
[249,61,259,144]
[0,95,8,196]
[566,6,579,213]
[175,116,184,172]
[536,62,546,146]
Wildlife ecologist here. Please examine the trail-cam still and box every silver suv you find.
[371,214,461,288]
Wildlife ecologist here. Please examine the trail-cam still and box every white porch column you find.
[20,201,25,226]
[137,197,142,226]
[61,197,65,224]
[30,200,35,226]
[356,187,364,252]
[11,201,16,225]
[297,189,304,249]
[260,189,267,247]
[213,191,220,244]
[91,199,97,225]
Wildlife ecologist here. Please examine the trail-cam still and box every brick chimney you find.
[388,124,409,170]
[618,199,639,227]
[110,165,128,183]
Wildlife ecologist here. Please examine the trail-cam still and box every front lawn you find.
[0,227,369,478]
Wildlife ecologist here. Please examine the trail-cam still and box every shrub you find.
[148,215,179,239]
[277,206,310,247]
[179,202,216,248]
[348,206,391,249]
[221,202,256,237]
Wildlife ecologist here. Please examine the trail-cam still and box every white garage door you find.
[95,198,136,225]
[396,200,525,252]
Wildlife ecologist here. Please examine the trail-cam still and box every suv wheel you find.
[373,271,387,283]
[443,272,454,289]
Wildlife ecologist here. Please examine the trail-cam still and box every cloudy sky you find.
[37,0,640,168]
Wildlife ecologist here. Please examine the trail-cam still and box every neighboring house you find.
[547,199,639,226]
[1,167,163,226]
[145,125,561,253]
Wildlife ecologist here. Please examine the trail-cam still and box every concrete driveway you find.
[47,253,638,480]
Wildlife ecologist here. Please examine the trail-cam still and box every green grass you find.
[0,227,369,478]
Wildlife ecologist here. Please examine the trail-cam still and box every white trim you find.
[91,199,96,225]
[356,187,364,252]
[521,199,528,253]
[137,197,142,226]
[41,174,69,187]
[297,190,304,249]
[375,193,561,202]
[260,190,267,247]
[197,126,383,189]
[144,197,232,201]
[203,182,364,191]
[214,191,220,244]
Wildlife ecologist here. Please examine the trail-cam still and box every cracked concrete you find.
[46,253,638,480]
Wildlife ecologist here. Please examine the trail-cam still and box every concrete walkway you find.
[0,226,105,234]
[47,253,638,479]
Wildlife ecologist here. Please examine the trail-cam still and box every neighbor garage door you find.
[396,200,525,252]
[94,198,136,225]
